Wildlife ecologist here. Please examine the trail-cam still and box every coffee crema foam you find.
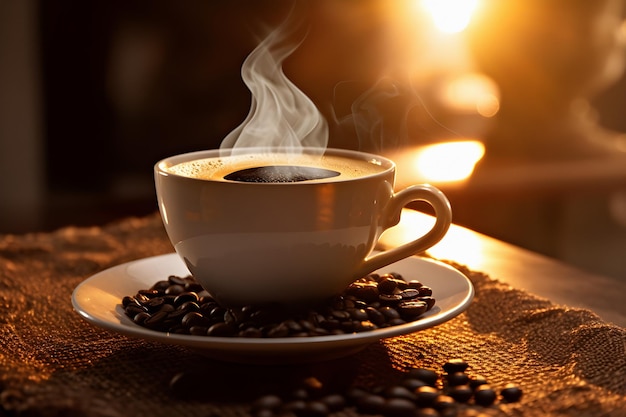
[166,153,387,183]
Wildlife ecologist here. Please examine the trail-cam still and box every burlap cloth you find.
[0,213,624,417]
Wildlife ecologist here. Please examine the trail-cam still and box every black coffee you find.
[224,165,340,183]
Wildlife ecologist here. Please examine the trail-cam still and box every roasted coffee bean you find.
[414,386,439,408]
[146,297,166,311]
[352,284,380,302]
[379,293,403,303]
[379,306,401,320]
[282,399,307,414]
[165,284,185,295]
[168,275,189,286]
[474,385,497,406]
[433,395,457,412]
[174,292,198,306]
[401,378,428,390]
[122,296,139,308]
[207,322,236,337]
[416,408,440,417]
[500,383,523,403]
[177,301,200,313]
[384,385,416,401]
[189,326,208,336]
[469,374,488,390]
[185,283,204,293]
[209,306,227,320]
[347,308,369,321]
[400,289,420,300]
[345,387,368,404]
[330,309,350,320]
[365,307,385,325]
[266,323,290,338]
[377,277,398,294]
[419,296,436,310]
[448,385,473,403]
[407,368,439,386]
[158,304,175,314]
[406,279,423,289]
[383,397,416,417]
[446,372,470,387]
[388,318,407,326]
[134,293,150,304]
[125,304,147,317]
[355,320,377,332]
[239,327,263,338]
[443,359,469,374]
[356,394,385,414]
[397,300,427,318]
[300,400,329,417]
[138,289,161,298]
[144,310,169,329]
[132,312,151,325]
[181,312,211,329]
[319,394,346,412]
[151,280,170,291]
[418,286,433,296]
[251,394,283,413]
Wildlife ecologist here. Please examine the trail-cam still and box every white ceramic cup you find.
[155,147,452,306]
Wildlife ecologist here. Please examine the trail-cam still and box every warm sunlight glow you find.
[380,210,486,269]
[416,140,485,183]
[438,73,500,117]
[421,0,480,33]
[427,224,485,267]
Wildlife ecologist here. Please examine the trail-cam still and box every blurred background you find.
[1,0,625,280]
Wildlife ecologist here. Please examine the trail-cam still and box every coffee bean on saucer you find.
[397,300,428,318]
[123,271,436,338]
[406,279,423,289]
[418,286,433,297]
[377,276,399,294]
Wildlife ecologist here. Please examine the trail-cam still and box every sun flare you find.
[416,140,485,183]
[420,0,480,33]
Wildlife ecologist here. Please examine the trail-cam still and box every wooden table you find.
[381,209,626,327]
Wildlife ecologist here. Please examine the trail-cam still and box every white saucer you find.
[72,253,473,364]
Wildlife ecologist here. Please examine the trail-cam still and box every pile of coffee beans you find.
[122,272,436,337]
[250,359,522,417]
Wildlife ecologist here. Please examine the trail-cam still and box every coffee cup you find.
[154,147,452,306]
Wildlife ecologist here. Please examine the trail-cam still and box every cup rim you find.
[154,147,395,183]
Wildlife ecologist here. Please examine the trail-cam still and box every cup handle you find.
[356,184,452,277]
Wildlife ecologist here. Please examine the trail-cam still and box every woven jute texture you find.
[0,214,624,416]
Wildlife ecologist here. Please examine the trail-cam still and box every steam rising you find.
[220,6,328,153]
[219,2,472,156]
